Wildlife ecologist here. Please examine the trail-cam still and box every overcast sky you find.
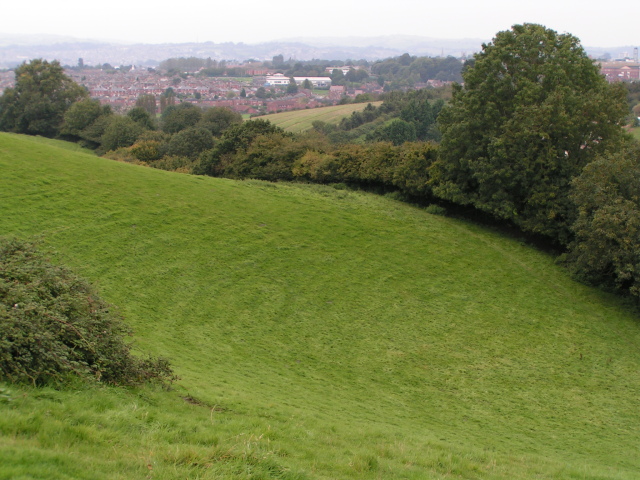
[3,0,637,48]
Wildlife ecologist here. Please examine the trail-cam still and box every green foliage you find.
[166,127,214,160]
[161,103,202,134]
[399,96,444,141]
[432,23,629,244]
[256,86,268,99]
[135,94,157,115]
[0,59,88,137]
[567,145,640,298]
[198,106,242,137]
[330,68,345,85]
[0,237,174,386]
[100,115,144,152]
[367,118,417,145]
[75,110,113,148]
[195,119,288,176]
[130,140,164,162]
[286,77,298,94]
[61,100,113,149]
[127,106,157,131]
[372,54,462,88]
[61,99,103,137]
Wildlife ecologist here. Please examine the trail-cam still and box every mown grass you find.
[261,102,383,132]
[1,132,640,479]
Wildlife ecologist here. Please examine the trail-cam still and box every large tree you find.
[160,103,202,134]
[0,59,88,137]
[431,24,628,244]
[198,106,242,137]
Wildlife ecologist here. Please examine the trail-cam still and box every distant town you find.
[0,45,638,117]
[0,55,459,116]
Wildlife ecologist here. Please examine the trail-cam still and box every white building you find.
[265,73,331,88]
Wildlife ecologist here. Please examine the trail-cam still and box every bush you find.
[0,238,175,386]
[566,146,640,298]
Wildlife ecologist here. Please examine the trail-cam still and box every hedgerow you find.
[0,237,175,387]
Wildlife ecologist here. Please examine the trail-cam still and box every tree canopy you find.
[431,23,628,244]
[0,59,88,137]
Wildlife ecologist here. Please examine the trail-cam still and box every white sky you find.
[2,0,638,48]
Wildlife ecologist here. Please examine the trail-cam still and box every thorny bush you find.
[0,237,175,387]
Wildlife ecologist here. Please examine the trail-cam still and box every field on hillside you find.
[260,102,382,132]
[1,133,640,479]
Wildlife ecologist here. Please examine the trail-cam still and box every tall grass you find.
[1,132,640,479]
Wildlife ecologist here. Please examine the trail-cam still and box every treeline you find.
[372,54,463,89]
[157,53,463,91]
[312,89,447,144]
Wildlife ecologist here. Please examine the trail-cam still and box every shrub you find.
[0,238,175,386]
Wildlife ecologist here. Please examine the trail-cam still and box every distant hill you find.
[0,33,632,68]
[0,33,484,68]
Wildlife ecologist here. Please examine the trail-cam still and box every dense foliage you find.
[372,54,463,89]
[0,59,88,137]
[566,144,640,296]
[432,23,628,244]
[311,90,446,144]
[0,238,175,386]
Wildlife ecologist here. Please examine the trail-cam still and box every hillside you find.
[260,102,383,132]
[1,133,640,479]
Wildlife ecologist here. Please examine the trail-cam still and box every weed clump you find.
[0,237,175,387]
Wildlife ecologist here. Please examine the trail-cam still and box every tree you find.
[135,94,157,115]
[431,24,628,244]
[166,127,214,159]
[256,86,268,99]
[566,144,640,298]
[61,98,103,137]
[100,116,144,152]
[60,99,113,149]
[159,87,176,112]
[286,77,298,95]
[330,69,345,85]
[199,106,242,137]
[370,119,417,145]
[0,59,88,137]
[127,106,156,130]
[399,95,444,141]
[301,79,313,90]
[194,119,288,176]
[160,103,202,134]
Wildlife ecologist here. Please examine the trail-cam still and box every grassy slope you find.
[1,132,640,479]
[261,102,383,132]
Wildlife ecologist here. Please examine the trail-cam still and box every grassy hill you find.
[1,132,640,479]
[260,102,383,132]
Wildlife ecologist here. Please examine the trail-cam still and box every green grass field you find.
[1,132,640,479]
[261,102,383,132]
